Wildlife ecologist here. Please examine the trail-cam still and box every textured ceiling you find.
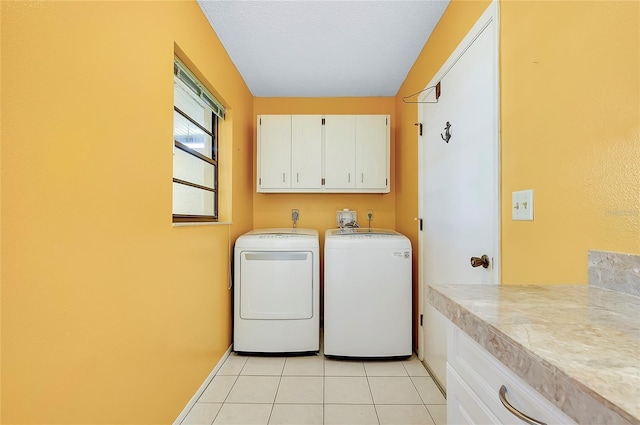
[197,1,450,97]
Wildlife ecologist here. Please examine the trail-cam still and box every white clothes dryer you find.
[234,228,319,353]
[324,228,412,357]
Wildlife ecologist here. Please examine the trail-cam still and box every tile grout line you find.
[211,357,245,425]
[189,351,439,425]
[407,372,443,425]
[265,358,285,425]
[364,367,382,425]
[321,356,327,424]
[215,375,239,424]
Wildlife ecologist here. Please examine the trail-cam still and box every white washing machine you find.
[324,228,412,357]
[234,228,319,353]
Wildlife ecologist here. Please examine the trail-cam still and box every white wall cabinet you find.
[257,114,389,193]
[323,114,389,191]
[446,321,576,425]
[257,115,322,191]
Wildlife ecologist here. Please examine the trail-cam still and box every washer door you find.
[239,251,314,319]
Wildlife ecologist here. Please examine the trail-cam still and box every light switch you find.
[512,189,534,221]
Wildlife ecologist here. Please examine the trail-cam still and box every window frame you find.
[172,58,223,223]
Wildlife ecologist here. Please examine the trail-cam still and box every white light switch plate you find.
[512,189,534,221]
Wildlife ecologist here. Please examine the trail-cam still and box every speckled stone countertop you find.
[427,284,640,425]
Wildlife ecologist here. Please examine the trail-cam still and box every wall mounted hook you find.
[441,121,452,143]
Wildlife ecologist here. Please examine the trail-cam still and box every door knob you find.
[470,255,490,269]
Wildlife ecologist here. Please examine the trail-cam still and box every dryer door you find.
[239,251,314,319]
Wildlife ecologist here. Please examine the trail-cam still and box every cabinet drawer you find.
[447,364,502,425]
[448,323,576,424]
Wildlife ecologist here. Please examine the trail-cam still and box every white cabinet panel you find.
[447,364,502,425]
[292,115,322,189]
[325,115,389,191]
[447,321,577,425]
[355,115,389,189]
[258,115,291,190]
[323,115,356,189]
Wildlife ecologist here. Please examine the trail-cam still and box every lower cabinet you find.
[446,321,576,425]
[447,364,502,424]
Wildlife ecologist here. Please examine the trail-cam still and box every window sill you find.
[172,221,232,227]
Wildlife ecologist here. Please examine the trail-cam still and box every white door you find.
[324,115,356,189]
[291,115,322,189]
[258,115,292,189]
[418,1,500,389]
[355,115,389,189]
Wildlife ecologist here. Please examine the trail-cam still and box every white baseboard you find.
[173,345,233,425]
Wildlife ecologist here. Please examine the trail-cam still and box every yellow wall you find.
[396,0,639,293]
[1,1,253,424]
[500,0,639,283]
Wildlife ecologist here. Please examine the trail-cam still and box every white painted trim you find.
[417,0,500,361]
[418,0,499,104]
[172,221,233,227]
[172,345,233,425]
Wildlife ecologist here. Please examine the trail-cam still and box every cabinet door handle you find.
[499,385,547,425]
[348,173,351,183]
[361,173,364,183]
[282,173,286,183]
[296,173,299,183]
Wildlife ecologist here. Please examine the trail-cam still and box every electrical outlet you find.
[512,190,534,221]
[367,209,374,221]
[291,209,299,221]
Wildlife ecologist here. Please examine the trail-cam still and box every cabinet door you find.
[291,115,322,189]
[258,115,291,190]
[447,364,502,425]
[448,322,577,425]
[355,115,389,189]
[323,115,356,189]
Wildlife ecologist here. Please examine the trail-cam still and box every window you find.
[173,58,225,223]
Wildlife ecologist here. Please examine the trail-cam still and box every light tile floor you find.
[180,343,446,425]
